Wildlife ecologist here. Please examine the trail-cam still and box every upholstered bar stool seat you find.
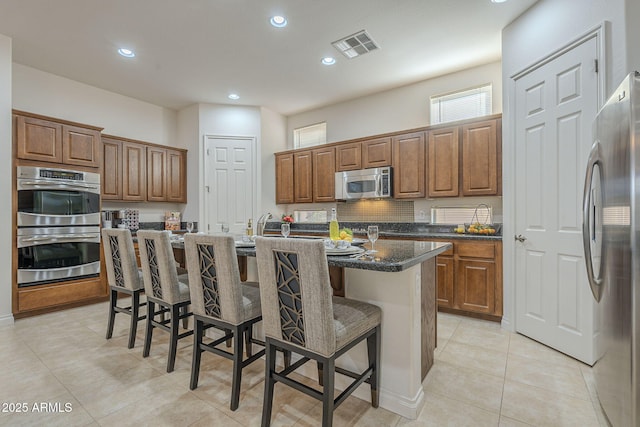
[255,237,381,427]
[137,230,193,373]
[184,233,266,411]
[102,228,146,349]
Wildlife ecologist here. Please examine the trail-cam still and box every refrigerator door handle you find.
[582,140,604,302]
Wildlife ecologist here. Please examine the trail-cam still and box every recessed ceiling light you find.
[117,48,135,58]
[491,0,507,3]
[321,57,336,66]
[228,93,240,100]
[270,15,287,28]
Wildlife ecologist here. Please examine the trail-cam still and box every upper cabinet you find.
[362,137,392,168]
[101,134,186,203]
[273,114,501,203]
[392,131,426,199]
[336,142,362,171]
[461,118,501,196]
[14,111,102,168]
[275,152,295,204]
[312,146,335,202]
[428,126,459,197]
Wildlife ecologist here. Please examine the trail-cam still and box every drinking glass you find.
[367,225,379,253]
[186,222,194,233]
[281,223,290,238]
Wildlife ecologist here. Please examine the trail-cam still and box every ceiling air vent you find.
[331,30,379,59]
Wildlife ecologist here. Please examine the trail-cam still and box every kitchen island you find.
[233,238,451,419]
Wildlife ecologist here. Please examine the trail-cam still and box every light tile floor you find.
[0,302,607,426]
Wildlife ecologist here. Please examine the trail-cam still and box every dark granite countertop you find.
[171,238,450,273]
[263,221,502,242]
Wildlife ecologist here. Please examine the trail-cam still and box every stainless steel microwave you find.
[335,167,393,200]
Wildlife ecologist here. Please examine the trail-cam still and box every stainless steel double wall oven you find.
[16,166,101,287]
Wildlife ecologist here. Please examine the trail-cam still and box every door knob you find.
[515,234,527,243]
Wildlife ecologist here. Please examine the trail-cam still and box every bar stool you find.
[255,237,381,427]
[102,228,146,349]
[184,233,265,410]
[137,230,193,373]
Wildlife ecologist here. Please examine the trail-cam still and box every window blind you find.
[294,122,327,149]
[430,84,492,125]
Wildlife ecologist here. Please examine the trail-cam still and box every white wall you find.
[287,61,503,147]
[178,104,200,224]
[13,64,178,146]
[501,0,628,330]
[0,34,12,326]
[260,107,288,218]
[626,0,640,74]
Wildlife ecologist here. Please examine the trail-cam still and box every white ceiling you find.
[0,0,537,116]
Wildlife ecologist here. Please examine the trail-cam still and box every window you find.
[430,84,492,125]
[294,122,326,149]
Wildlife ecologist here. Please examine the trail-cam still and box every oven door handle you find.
[19,180,99,190]
[18,234,100,247]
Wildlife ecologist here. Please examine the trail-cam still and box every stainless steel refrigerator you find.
[583,71,640,426]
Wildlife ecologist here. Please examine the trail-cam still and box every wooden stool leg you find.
[321,357,335,427]
[245,324,253,358]
[106,289,117,340]
[367,325,381,408]
[142,301,155,358]
[167,304,180,373]
[128,291,140,349]
[317,361,324,386]
[190,318,203,390]
[261,340,277,427]
[230,325,244,411]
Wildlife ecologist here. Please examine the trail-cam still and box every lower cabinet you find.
[431,238,502,320]
[16,277,106,315]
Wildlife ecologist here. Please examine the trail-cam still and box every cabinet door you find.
[335,142,361,171]
[362,137,392,168]
[392,132,426,198]
[15,115,63,163]
[166,149,186,203]
[102,137,122,200]
[456,257,496,314]
[147,147,167,202]
[313,146,336,202]
[294,150,313,203]
[62,125,101,168]
[462,119,499,196]
[436,255,455,309]
[428,127,459,197]
[122,141,147,201]
[275,153,295,204]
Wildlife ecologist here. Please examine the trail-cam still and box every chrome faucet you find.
[256,212,272,236]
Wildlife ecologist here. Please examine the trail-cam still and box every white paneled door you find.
[204,135,255,234]
[513,36,599,364]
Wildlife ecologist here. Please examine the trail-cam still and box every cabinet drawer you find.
[457,242,495,259]
[18,278,106,312]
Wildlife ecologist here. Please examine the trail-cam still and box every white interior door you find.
[514,36,599,364]
[204,135,255,234]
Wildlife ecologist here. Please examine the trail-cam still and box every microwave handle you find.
[375,174,381,196]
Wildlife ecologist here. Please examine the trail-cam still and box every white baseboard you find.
[0,313,15,327]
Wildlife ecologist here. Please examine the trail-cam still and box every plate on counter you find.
[235,241,256,248]
[325,246,365,256]
[350,238,367,246]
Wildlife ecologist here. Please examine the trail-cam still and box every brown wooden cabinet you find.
[392,131,426,198]
[101,134,185,202]
[362,137,392,168]
[461,118,501,196]
[428,127,459,197]
[336,142,362,171]
[417,238,502,320]
[14,111,102,168]
[147,146,167,202]
[275,152,295,204]
[102,136,123,200]
[312,146,335,202]
[293,150,313,203]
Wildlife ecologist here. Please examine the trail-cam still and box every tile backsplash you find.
[336,199,414,222]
